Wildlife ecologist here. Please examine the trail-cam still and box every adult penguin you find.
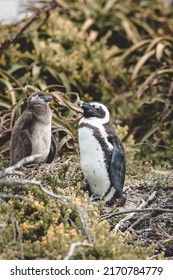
[78,101,126,206]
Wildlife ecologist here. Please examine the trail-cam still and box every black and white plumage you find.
[78,101,126,206]
[10,92,56,166]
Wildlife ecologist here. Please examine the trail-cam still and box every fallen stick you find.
[99,191,157,222]
[64,242,93,260]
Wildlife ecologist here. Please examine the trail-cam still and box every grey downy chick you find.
[10,92,56,166]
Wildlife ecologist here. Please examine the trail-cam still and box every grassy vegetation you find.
[0,0,172,259]
[0,153,158,260]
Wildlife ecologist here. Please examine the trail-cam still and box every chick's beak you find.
[43,95,52,103]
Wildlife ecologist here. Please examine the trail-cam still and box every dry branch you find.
[0,197,24,259]
[99,207,173,222]
[76,206,92,243]
[0,154,41,177]
[0,14,38,54]
[99,190,173,236]
[0,178,70,202]
[0,2,67,55]
[99,191,157,222]
[0,155,70,202]
[0,194,26,200]
[64,242,93,260]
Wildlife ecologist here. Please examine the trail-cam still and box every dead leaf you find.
[156,42,165,62]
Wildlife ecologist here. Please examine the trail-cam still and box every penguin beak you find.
[77,101,83,108]
[77,101,91,111]
[77,101,84,113]
[43,95,52,103]
[77,101,95,117]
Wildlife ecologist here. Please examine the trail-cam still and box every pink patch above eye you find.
[94,104,101,109]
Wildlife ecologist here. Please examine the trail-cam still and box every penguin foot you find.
[105,193,127,207]
[119,194,127,207]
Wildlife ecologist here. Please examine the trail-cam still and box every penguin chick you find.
[78,101,126,206]
[10,92,56,166]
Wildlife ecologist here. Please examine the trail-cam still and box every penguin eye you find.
[37,93,45,99]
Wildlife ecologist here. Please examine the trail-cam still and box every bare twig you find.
[135,228,154,235]
[0,178,70,202]
[0,154,41,177]
[126,192,157,231]
[127,216,145,231]
[125,191,157,232]
[64,242,93,260]
[115,208,173,234]
[99,191,157,222]
[0,14,38,54]
[156,223,172,239]
[0,170,24,178]
[0,197,16,241]
[76,206,92,243]
[0,193,26,200]
[113,199,146,233]
[0,197,24,259]
[0,155,69,202]
[143,191,157,207]
[0,1,70,55]
[99,191,159,224]
[0,2,62,55]
[100,206,173,222]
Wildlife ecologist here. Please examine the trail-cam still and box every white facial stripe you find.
[30,95,40,101]
[79,119,113,151]
[80,102,110,124]
[94,104,101,109]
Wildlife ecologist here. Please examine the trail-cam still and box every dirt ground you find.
[101,170,173,259]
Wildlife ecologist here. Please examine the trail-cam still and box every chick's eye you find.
[38,93,44,98]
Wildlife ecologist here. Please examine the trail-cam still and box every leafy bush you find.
[0,0,172,163]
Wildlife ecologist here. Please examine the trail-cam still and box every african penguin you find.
[78,101,126,206]
[10,91,56,166]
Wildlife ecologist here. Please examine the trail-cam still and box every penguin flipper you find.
[46,135,57,163]
[10,111,33,165]
[109,136,126,200]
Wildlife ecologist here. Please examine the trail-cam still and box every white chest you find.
[78,126,113,196]
[31,122,51,163]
